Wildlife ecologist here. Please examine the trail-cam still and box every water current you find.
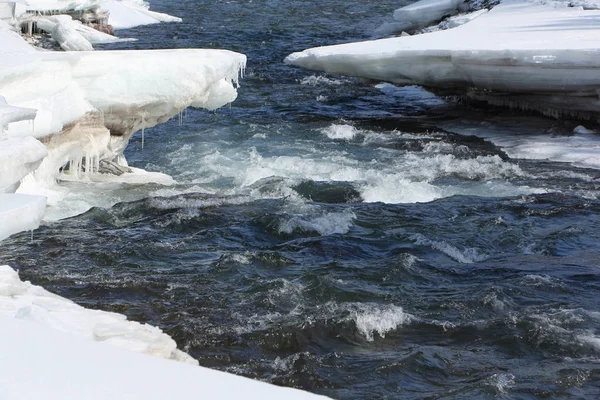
[2,1,600,398]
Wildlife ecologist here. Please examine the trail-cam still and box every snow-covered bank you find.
[0,18,246,216]
[0,265,196,363]
[0,3,327,399]
[286,0,600,121]
[0,269,329,400]
[14,0,182,30]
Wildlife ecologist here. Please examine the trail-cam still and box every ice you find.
[50,16,94,51]
[35,15,134,45]
[0,265,195,363]
[0,194,46,240]
[99,0,182,30]
[0,137,47,192]
[439,118,600,169]
[0,268,330,400]
[0,95,36,132]
[377,0,467,35]
[14,0,182,30]
[0,22,245,210]
[286,0,600,121]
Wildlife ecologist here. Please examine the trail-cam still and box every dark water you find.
[3,1,600,399]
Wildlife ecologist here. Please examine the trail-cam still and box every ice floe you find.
[286,0,600,121]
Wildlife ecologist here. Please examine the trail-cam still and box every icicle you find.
[141,126,145,150]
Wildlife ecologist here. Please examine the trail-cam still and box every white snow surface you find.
[100,0,182,29]
[0,315,329,400]
[0,265,330,399]
[286,0,600,119]
[0,265,197,363]
[0,136,47,192]
[0,95,36,131]
[0,18,246,210]
[14,0,182,30]
[0,194,46,240]
[393,0,466,23]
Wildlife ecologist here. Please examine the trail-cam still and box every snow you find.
[0,95,36,131]
[0,265,196,363]
[51,16,94,50]
[100,0,182,30]
[0,316,329,400]
[286,0,600,121]
[0,137,47,192]
[0,266,330,399]
[35,15,133,47]
[0,194,46,240]
[377,0,467,35]
[15,0,182,30]
[0,3,326,399]
[0,20,246,210]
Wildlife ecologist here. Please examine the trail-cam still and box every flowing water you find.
[2,1,600,398]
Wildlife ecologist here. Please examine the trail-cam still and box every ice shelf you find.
[286,0,600,121]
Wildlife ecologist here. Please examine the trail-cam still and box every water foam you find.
[411,234,488,264]
[278,209,356,236]
[348,303,412,341]
[300,75,344,86]
[321,124,362,140]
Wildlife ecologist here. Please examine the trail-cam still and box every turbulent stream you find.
[2,1,600,398]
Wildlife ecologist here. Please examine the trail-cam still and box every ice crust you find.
[0,137,47,192]
[286,0,600,120]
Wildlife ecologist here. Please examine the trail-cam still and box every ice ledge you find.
[285,0,600,121]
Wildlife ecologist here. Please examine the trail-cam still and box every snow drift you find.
[286,0,600,121]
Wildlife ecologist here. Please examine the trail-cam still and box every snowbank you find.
[100,0,182,30]
[0,266,330,399]
[0,19,246,208]
[286,0,600,121]
[377,0,468,35]
[14,0,182,30]
[0,137,46,192]
[0,194,46,240]
[0,265,196,363]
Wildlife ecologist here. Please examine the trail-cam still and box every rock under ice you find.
[286,0,600,121]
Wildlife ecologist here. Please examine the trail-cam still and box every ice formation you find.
[13,0,182,30]
[376,0,468,35]
[0,266,330,399]
[0,13,246,212]
[286,0,600,121]
[0,3,327,399]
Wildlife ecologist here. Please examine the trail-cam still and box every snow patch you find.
[0,265,196,364]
